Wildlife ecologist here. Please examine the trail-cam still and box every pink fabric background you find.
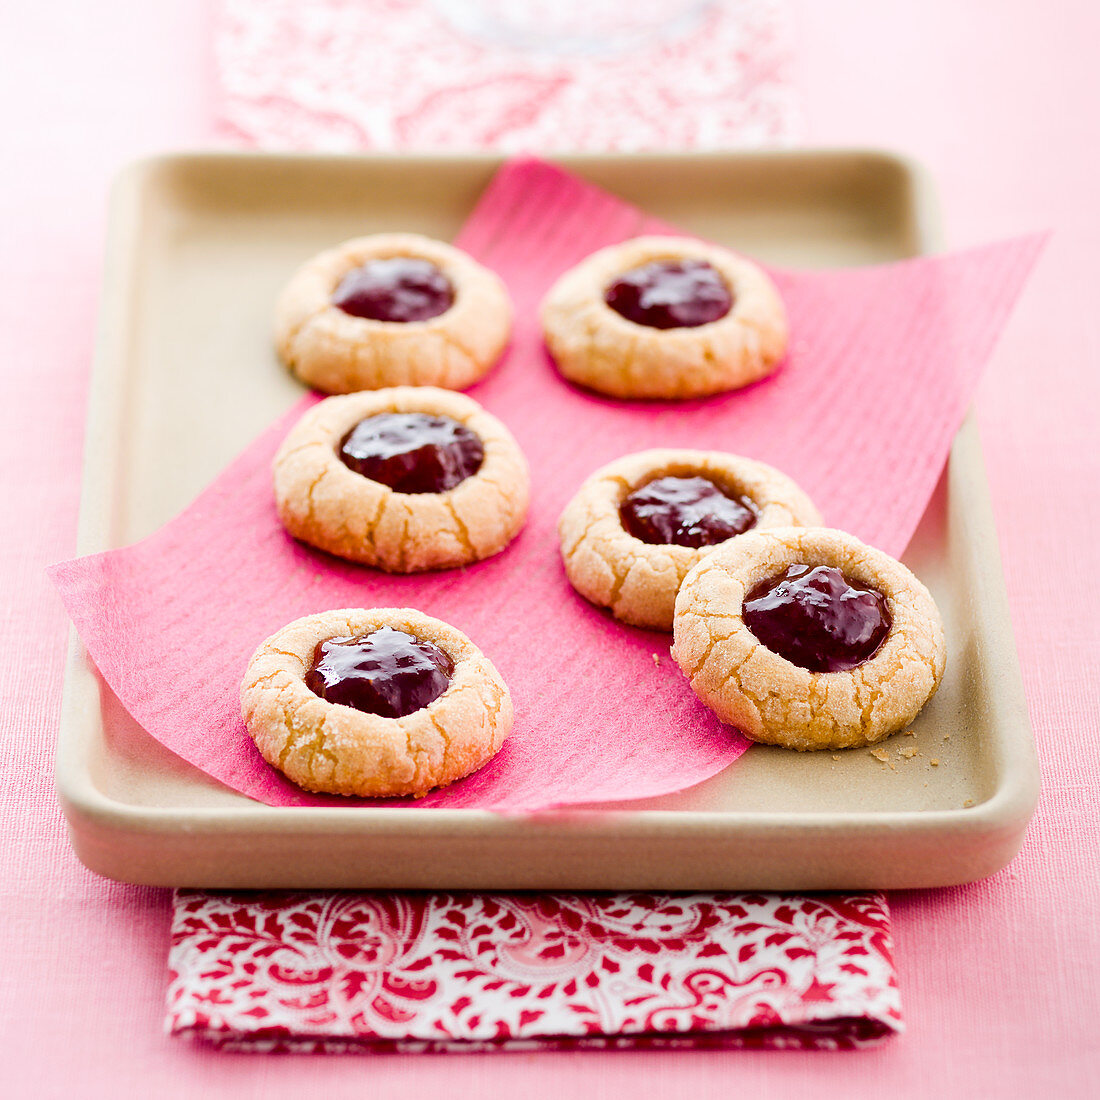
[2,1,1098,1097]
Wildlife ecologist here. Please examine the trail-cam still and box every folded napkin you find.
[168,890,901,1051]
[215,0,800,152]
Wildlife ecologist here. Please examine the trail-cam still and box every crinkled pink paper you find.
[50,159,1044,811]
[168,890,902,1051]
[215,0,801,152]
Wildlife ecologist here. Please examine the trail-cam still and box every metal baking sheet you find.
[55,150,1039,889]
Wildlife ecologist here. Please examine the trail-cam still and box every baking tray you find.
[55,150,1039,889]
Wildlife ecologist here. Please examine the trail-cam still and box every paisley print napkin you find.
[168,890,901,1051]
[214,0,800,152]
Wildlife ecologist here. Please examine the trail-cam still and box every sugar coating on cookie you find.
[558,450,821,631]
[671,527,947,751]
[241,608,512,797]
[540,236,787,399]
[274,387,529,572]
[275,233,512,393]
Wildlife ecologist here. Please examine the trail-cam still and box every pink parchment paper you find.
[50,159,1044,811]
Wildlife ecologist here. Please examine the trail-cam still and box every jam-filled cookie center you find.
[620,475,758,548]
[305,626,455,718]
[339,412,485,494]
[332,257,454,323]
[604,259,733,330]
[742,564,892,673]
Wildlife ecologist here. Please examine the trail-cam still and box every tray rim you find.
[54,147,1040,887]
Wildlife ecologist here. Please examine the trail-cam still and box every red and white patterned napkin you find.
[215,0,800,152]
[168,891,901,1051]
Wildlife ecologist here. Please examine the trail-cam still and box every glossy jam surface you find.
[339,412,484,494]
[305,627,454,718]
[620,476,758,548]
[604,259,733,329]
[742,564,892,673]
[332,257,454,322]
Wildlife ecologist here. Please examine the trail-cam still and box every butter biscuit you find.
[672,527,947,750]
[276,233,512,393]
[559,449,821,631]
[274,387,529,572]
[241,608,512,797]
[540,236,787,399]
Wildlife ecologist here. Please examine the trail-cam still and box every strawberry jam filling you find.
[620,476,758,548]
[305,627,454,718]
[332,257,454,322]
[604,259,732,329]
[742,564,891,673]
[339,412,484,494]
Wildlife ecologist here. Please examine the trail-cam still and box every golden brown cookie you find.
[540,236,787,399]
[241,608,512,798]
[275,233,512,393]
[274,387,529,572]
[558,450,821,631]
[671,527,947,751]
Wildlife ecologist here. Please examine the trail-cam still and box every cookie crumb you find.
[898,746,920,759]
[963,798,975,808]
[929,757,941,767]
[942,732,951,741]
[832,754,841,762]
[904,728,917,737]
[869,747,895,769]
[651,653,661,667]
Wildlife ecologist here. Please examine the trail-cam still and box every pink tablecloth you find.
[2,1,1098,1096]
